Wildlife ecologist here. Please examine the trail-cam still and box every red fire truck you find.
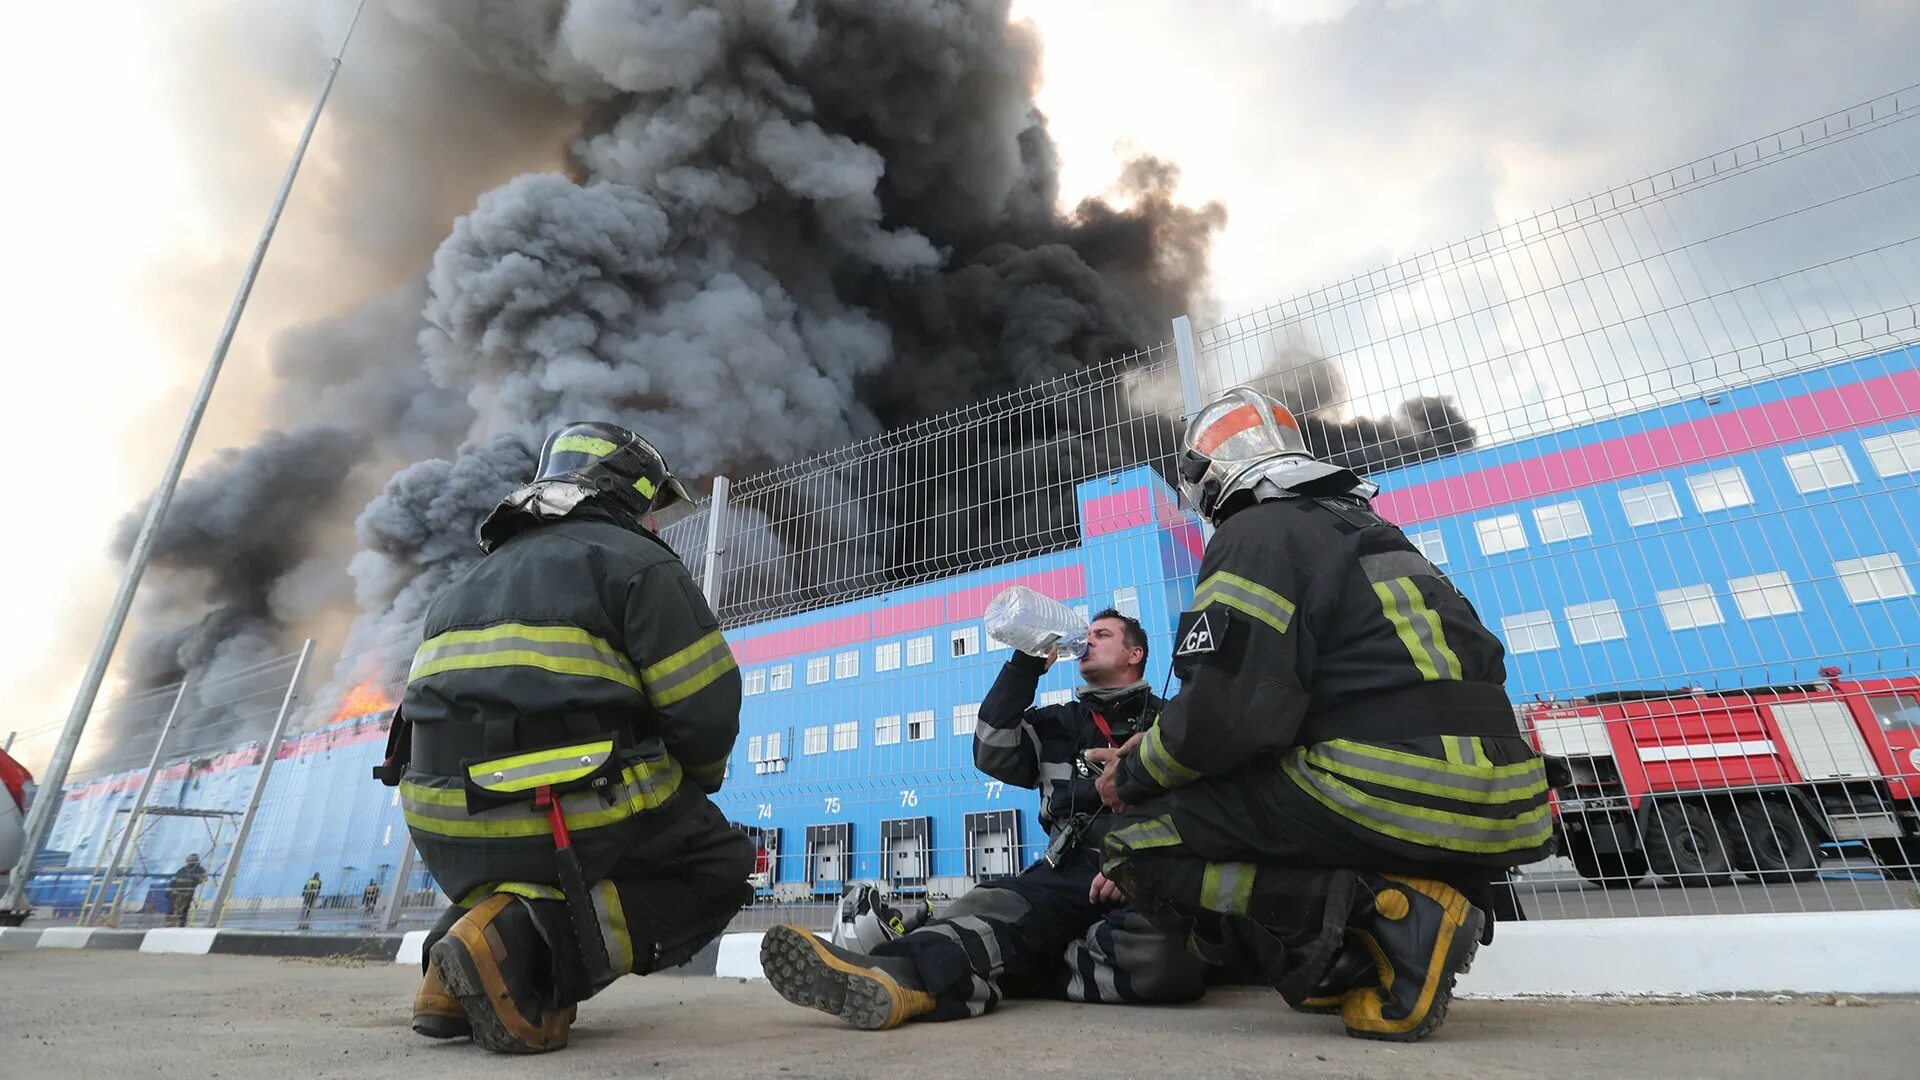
[1521,671,1920,888]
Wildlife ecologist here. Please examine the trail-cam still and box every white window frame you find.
[806,655,831,685]
[907,709,936,741]
[906,635,934,667]
[769,664,793,692]
[1864,427,1920,478]
[803,726,828,756]
[742,669,767,696]
[1039,689,1074,707]
[1835,554,1917,604]
[1686,466,1754,513]
[1500,610,1559,654]
[1564,600,1627,645]
[1475,513,1528,556]
[952,702,981,736]
[1072,604,1091,623]
[1532,501,1591,543]
[875,642,902,672]
[832,720,859,752]
[1111,587,1141,620]
[1409,529,1448,566]
[1784,445,1858,494]
[747,735,765,763]
[874,715,902,746]
[1620,481,1682,526]
[949,626,981,659]
[1657,584,1725,631]
[765,731,783,762]
[835,650,860,679]
[1728,571,1802,620]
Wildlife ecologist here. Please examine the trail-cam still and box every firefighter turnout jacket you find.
[398,506,742,900]
[1111,494,1552,866]
[976,653,1164,835]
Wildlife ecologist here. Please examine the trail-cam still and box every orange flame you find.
[330,677,397,724]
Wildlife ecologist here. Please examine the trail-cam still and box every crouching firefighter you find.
[374,421,755,1054]
[760,611,1207,1028]
[1092,387,1552,1042]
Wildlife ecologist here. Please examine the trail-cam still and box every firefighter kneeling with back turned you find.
[760,610,1208,1028]
[373,422,754,1054]
[1090,387,1552,1042]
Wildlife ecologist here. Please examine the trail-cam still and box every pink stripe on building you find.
[1375,368,1920,526]
[1083,487,1156,537]
[731,565,1088,665]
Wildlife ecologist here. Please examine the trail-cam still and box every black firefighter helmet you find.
[532,421,696,529]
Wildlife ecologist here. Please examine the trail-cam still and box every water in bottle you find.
[983,585,1090,660]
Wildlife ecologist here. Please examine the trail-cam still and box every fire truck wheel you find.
[1727,799,1819,883]
[1646,802,1735,888]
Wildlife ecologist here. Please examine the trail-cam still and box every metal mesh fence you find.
[20,84,1920,934]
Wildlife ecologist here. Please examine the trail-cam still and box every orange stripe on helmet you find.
[1194,402,1300,455]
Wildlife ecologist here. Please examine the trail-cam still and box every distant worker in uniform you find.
[374,421,754,1054]
[760,610,1207,1028]
[165,853,206,928]
[300,871,322,928]
[362,877,381,919]
[1087,387,1552,1042]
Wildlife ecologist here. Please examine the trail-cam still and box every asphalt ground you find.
[3,949,1913,1079]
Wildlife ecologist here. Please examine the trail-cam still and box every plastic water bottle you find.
[983,585,1090,660]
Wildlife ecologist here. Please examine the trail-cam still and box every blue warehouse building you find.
[32,344,1920,912]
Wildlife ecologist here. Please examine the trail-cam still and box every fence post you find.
[91,675,194,927]
[380,834,416,931]
[701,475,732,608]
[207,640,312,926]
[1170,314,1215,541]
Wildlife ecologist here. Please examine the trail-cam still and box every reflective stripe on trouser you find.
[1283,742,1551,857]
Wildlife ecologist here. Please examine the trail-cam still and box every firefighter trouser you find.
[1101,761,1522,1002]
[871,843,1207,1020]
[420,796,754,995]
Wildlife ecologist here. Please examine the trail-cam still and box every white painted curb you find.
[396,930,429,969]
[717,931,766,980]
[36,927,96,949]
[1457,911,1920,997]
[139,928,220,955]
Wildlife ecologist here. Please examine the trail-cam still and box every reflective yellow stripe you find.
[1304,747,1547,807]
[1138,725,1203,790]
[1317,739,1542,783]
[634,476,656,499]
[401,758,683,839]
[1193,571,1296,636]
[1372,578,1462,682]
[458,881,565,907]
[641,629,737,707]
[593,880,634,976]
[552,435,616,457]
[409,623,640,691]
[467,741,614,794]
[1442,735,1468,766]
[1283,754,1552,855]
[1200,862,1257,914]
[1107,814,1184,853]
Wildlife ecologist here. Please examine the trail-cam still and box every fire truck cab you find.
[1522,672,1920,888]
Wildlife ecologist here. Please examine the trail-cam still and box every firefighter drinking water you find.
[760,609,1207,1028]
[375,421,754,1054]
[1091,387,1551,1042]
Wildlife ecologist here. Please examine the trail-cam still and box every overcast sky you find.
[4,0,1918,770]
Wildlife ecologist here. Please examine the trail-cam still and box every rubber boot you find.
[760,924,937,1030]
[1340,875,1484,1043]
[429,894,573,1054]
[1291,934,1374,1016]
[410,965,472,1039]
